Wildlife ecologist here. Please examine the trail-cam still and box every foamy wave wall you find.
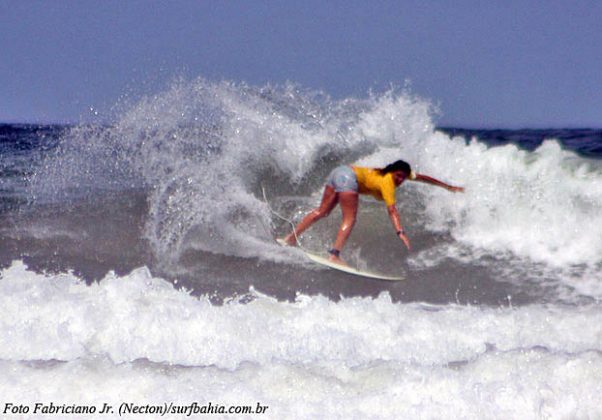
[30,78,602,270]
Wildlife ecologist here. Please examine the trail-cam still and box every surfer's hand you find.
[398,232,411,251]
[448,185,465,193]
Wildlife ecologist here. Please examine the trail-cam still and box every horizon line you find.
[2,120,601,131]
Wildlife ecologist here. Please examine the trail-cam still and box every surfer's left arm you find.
[387,204,411,251]
[413,173,464,193]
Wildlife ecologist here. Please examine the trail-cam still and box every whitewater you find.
[1,78,601,418]
[1,262,600,419]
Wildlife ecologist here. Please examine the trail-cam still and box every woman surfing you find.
[280,160,464,265]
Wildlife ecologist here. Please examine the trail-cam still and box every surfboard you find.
[276,239,404,281]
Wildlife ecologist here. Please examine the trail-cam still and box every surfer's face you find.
[393,171,407,186]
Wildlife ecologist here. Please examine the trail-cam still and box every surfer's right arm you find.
[413,173,464,192]
[387,204,411,251]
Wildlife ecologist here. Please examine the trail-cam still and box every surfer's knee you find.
[311,208,329,220]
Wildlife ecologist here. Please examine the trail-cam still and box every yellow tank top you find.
[351,166,397,206]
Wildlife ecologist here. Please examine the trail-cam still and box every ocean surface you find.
[1,79,601,418]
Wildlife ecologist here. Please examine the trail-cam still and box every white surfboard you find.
[277,239,404,281]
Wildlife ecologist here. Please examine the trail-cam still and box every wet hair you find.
[378,159,412,176]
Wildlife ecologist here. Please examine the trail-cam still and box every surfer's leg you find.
[329,191,358,264]
[282,185,338,245]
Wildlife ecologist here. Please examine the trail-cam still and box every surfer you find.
[280,160,464,265]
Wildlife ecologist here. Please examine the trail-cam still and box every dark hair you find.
[378,159,412,176]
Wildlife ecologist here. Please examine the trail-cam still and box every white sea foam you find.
[415,136,602,268]
[0,262,600,418]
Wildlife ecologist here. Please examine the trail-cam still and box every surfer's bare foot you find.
[328,254,348,266]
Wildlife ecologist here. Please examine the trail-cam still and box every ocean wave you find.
[27,78,602,274]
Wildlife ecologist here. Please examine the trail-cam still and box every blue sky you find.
[1,0,601,127]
